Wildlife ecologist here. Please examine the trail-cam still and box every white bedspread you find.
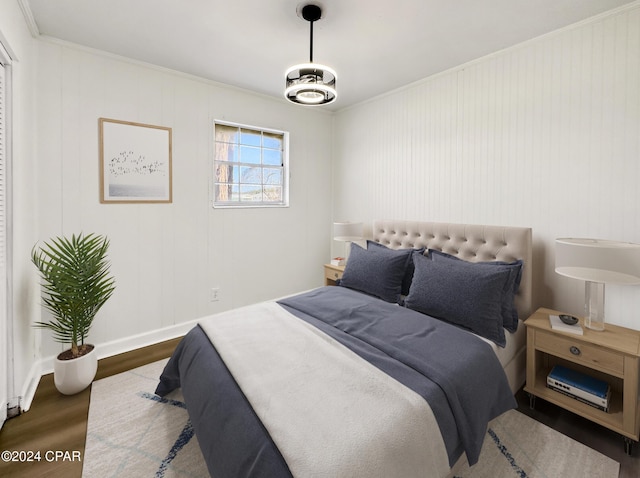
[198,301,450,478]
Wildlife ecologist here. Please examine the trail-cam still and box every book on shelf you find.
[548,365,609,398]
[330,257,345,266]
[546,382,610,412]
[549,314,583,335]
[547,365,611,411]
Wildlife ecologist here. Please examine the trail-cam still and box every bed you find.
[156,219,533,478]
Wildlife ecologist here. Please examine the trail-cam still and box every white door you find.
[0,44,12,430]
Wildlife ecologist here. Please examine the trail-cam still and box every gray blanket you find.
[278,286,516,465]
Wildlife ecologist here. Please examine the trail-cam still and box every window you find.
[213,121,289,208]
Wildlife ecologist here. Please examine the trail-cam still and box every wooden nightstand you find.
[524,307,640,453]
[324,264,345,286]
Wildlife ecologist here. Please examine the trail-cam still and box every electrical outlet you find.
[210,287,220,302]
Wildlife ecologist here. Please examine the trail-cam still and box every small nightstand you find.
[324,264,345,286]
[524,307,640,454]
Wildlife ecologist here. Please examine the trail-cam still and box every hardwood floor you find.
[1,340,638,477]
[0,338,181,478]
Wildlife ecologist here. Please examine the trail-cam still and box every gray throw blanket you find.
[278,286,517,465]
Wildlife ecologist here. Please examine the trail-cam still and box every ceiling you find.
[25,0,634,111]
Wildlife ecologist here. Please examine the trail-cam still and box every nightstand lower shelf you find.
[526,382,638,454]
[525,368,625,433]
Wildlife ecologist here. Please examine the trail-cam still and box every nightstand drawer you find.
[324,268,342,282]
[537,330,624,376]
[323,264,345,286]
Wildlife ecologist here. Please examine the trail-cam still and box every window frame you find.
[212,120,289,209]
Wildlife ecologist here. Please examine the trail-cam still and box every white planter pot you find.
[54,345,98,395]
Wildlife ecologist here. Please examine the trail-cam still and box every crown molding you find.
[17,0,40,38]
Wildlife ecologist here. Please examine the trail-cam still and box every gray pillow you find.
[429,250,523,332]
[366,240,425,296]
[340,242,412,303]
[405,252,510,347]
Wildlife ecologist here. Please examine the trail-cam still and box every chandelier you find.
[284,4,337,106]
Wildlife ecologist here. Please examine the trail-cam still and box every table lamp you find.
[555,238,640,331]
[333,222,363,263]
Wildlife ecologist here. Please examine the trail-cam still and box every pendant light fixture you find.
[285,4,337,106]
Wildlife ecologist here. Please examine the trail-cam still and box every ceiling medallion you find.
[285,4,337,106]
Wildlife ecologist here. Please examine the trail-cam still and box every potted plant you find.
[31,233,116,395]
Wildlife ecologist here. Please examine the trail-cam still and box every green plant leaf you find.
[31,233,116,357]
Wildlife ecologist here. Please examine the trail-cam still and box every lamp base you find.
[584,281,605,331]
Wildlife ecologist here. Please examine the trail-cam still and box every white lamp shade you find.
[333,222,363,242]
[555,238,640,285]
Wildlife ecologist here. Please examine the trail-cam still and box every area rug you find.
[84,360,620,478]
[448,408,620,478]
[83,359,208,477]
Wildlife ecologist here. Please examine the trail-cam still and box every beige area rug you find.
[448,409,620,478]
[84,360,620,478]
[83,359,209,477]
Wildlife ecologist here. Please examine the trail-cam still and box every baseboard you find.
[0,399,6,429]
[21,318,199,411]
[19,360,43,412]
[93,318,198,363]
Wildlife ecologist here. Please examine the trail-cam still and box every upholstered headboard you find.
[372,220,533,320]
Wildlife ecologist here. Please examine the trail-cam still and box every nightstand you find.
[324,264,345,286]
[524,307,640,454]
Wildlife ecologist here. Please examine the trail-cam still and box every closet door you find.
[0,50,11,430]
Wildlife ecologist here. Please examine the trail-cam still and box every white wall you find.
[35,40,333,361]
[333,4,640,328]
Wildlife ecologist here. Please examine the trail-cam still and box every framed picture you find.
[99,118,172,203]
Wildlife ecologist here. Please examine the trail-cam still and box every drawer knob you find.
[569,346,581,356]
[334,273,339,278]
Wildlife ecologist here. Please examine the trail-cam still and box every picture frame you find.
[99,118,172,203]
